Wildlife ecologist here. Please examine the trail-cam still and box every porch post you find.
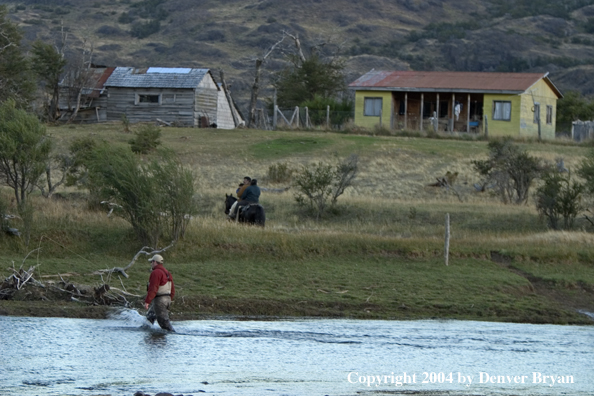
[436,93,440,132]
[451,93,455,132]
[420,93,424,131]
[404,92,408,130]
[467,93,471,133]
[390,93,395,130]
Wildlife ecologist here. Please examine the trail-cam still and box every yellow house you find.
[349,71,563,139]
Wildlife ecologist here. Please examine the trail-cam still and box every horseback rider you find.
[236,176,251,200]
[229,178,261,220]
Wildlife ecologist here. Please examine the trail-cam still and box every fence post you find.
[295,106,300,128]
[484,115,489,138]
[305,106,309,128]
[326,105,330,129]
[444,213,450,266]
[433,111,438,132]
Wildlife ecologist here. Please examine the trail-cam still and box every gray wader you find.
[146,295,174,331]
[146,279,174,331]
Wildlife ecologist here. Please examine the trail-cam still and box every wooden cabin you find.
[349,70,563,139]
[103,67,243,128]
[58,66,115,123]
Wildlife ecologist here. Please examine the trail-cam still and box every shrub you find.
[294,154,358,219]
[130,19,160,39]
[88,146,196,246]
[535,168,584,230]
[0,100,52,245]
[472,139,543,204]
[578,148,594,227]
[578,149,594,194]
[267,162,293,183]
[118,12,134,24]
[129,124,161,154]
[300,95,353,127]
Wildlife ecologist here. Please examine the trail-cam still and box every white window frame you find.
[546,105,553,125]
[533,103,540,124]
[364,97,382,117]
[492,101,511,121]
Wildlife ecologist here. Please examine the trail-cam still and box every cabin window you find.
[135,94,161,105]
[364,97,382,116]
[533,103,540,124]
[492,101,511,121]
[546,105,553,125]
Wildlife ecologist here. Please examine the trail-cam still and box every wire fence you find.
[253,106,354,131]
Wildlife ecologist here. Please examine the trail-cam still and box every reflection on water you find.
[0,309,592,396]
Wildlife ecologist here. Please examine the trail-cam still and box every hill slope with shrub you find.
[5,0,594,114]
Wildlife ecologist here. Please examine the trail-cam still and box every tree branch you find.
[98,241,176,278]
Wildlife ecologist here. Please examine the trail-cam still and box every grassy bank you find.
[0,124,593,324]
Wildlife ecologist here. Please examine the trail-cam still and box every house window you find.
[533,103,540,124]
[546,105,553,125]
[492,101,511,121]
[136,94,161,105]
[364,97,382,116]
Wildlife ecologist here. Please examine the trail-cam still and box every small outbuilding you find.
[349,70,563,139]
[58,66,115,123]
[103,67,243,128]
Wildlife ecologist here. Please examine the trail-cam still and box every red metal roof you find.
[349,70,562,97]
[88,67,116,98]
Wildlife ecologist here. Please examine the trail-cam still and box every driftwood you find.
[427,171,463,203]
[0,243,152,307]
[156,118,172,126]
[97,241,176,278]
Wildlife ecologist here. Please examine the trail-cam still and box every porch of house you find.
[391,92,484,134]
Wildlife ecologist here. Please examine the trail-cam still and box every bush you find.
[578,148,594,228]
[130,19,160,39]
[129,124,161,154]
[535,168,584,230]
[88,146,196,246]
[472,139,543,204]
[300,95,353,127]
[294,154,358,219]
[118,12,134,24]
[578,149,594,194]
[267,162,293,183]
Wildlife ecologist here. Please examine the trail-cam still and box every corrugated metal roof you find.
[88,67,116,97]
[349,70,562,97]
[104,67,211,88]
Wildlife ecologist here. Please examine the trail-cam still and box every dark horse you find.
[224,194,265,227]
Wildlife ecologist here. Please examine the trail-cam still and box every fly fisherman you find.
[144,254,175,332]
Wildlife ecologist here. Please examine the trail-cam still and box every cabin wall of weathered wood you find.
[57,88,108,123]
[216,89,235,129]
[195,77,219,127]
[106,88,197,125]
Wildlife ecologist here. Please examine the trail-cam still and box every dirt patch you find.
[490,250,594,320]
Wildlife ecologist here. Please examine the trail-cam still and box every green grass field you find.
[0,123,593,324]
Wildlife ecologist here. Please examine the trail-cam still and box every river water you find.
[0,310,592,396]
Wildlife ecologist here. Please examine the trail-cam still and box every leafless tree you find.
[63,37,95,123]
[247,35,285,128]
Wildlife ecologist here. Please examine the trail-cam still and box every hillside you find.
[1,124,594,323]
[5,0,594,112]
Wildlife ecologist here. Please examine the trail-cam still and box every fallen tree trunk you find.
[98,242,176,278]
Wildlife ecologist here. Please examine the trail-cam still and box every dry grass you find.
[1,125,592,322]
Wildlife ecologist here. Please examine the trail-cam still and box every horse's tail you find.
[254,205,265,227]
